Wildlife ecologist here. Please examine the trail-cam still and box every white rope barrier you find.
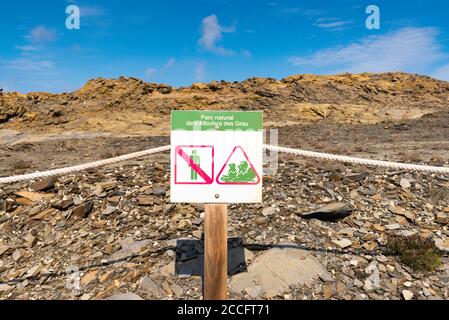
[1,144,448,184]
[0,145,170,184]
[264,145,449,175]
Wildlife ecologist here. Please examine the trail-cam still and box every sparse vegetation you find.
[387,234,443,272]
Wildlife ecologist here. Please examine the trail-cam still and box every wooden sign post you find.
[170,110,263,300]
[204,204,228,300]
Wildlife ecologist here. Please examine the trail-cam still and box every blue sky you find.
[1,0,449,93]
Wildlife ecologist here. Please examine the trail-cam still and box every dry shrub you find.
[387,234,443,272]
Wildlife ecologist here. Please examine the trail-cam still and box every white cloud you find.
[144,68,156,77]
[198,15,236,56]
[15,45,40,52]
[279,7,324,17]
[2,58,54,71]
[432,64,449,81]
[163,58,176,70]
[28,26,57,44]
[289,27,447,74]
[315,19,353,30]
[195,61,207,81]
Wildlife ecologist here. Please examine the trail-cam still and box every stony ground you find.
[1,111,449,300]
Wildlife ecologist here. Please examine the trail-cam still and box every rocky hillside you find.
[1,72,449,136]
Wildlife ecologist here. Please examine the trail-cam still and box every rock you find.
[151,187,166,197]
[192,217,204,226]
[429,188,449,205]
[14,191,53,202]
[0,284,13,293]
[106,196,121,205]
[363,278,375,292]
[171,284,184,297]
[435,239,449,252]
[332,239,352,249]
[385,223,401,230]
[402,289,414,300]
[365,261,378,274]
[154,163,164,171]
[435,213,449,224]
[109,238,151,262]
[245,285,263,299]
[15,198,33,206]
[73,195,83,206]
[319,272,335,283]
[98,271,114,283]
[30,177,56,192]
[101,180,117,191]
[345,172,368,182]
[208,80,222,91]
[159,262,175,276]
[253,217,269,225]
[192,82,209,90]
[24,264,42,278]
[107,292,144,300]
[338,227,354,237]
[300,202,352,221]
[73,201,94,219]
[322,284,334,298]
[0,243,11,257]
[102,206,117,217]
[389,205,415,222]
[28,208,55,221]
[138,195,155,206]
[354,279,364,288]
[192,230,202,239]
[177,219,191,230]
[12,248,26,261]
[262,207,276,216]
[229,247,331,298]
[24,233,36,247]
[157,84,172,94]
[51,198,74,210]
[363,262,381,293]
[400,178,412,189]
[376,255,389,263]
[139,276,163,296]
[81,270,98,286]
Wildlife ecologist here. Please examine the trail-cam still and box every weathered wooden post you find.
[204,204,228,300]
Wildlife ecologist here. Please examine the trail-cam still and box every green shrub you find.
[387,234,443,272]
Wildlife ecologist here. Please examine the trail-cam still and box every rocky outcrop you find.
[0,72,448,135]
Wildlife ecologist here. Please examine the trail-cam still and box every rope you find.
[264,145,449,174]
[0,145,170,184]
[1,144,448,184]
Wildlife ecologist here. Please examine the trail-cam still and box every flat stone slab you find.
[107,292,144,300]
[229,246,331,298]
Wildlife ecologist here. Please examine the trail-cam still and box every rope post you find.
[204,204,228,300]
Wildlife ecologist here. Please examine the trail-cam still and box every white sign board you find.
[171,110,263,203]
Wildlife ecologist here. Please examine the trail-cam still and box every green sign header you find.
[171,110,263,131]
